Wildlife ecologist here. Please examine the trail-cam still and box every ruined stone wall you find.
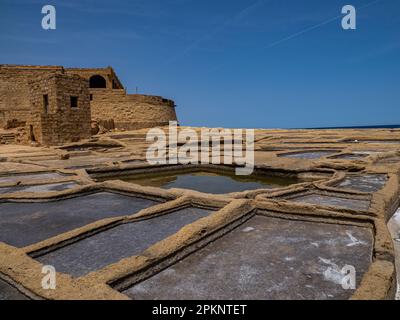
[90,90,178,130]
[27,74,91,146]
[0,65,63,128]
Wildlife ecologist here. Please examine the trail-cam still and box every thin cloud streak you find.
[207,0,388,73]
[266,0,385,49]
[165,0,271,65]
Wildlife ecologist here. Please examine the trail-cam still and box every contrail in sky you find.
[266,0,385,49]
[206,0,387,73]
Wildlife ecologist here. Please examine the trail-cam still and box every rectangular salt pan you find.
[278,151,338,159]
[0,172,71,184]
[98,170,300,194]
[0,279,29,300]
[123,215,373,300]
[288,193,370,211]
[36,207,212,277]
[334,174,387,193]
[0,192,159,247]
[0,182,78,194]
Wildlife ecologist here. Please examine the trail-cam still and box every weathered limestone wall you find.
[90,90,178,130]
[0,65,178,132]
[0,65,63,128]
[65,67,123,89]
[27,74,91,146]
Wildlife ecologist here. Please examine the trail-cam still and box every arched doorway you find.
[89,75,107,88]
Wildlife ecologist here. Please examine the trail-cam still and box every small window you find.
[43,94,49,113]
[70,96,78,108]
[90,94,93,101]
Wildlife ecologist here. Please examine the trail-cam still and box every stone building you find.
[26,73,91,145]
[0,64,178,144]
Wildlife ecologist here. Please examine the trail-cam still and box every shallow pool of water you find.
[97,170,300,194]
[329,154,368,160]
[278,151,339,160]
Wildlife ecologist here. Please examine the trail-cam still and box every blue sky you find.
[0,0,399,128]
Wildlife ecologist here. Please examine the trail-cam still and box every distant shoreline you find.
[304,124,400,130]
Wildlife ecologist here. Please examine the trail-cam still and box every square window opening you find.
[70,96,78,108]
